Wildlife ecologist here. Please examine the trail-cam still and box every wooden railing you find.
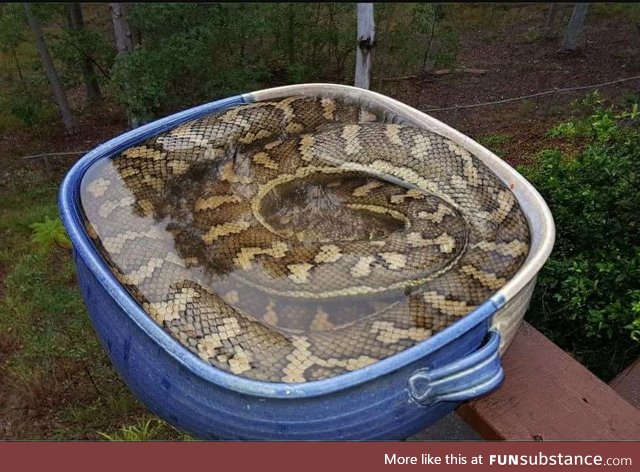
[457,321,640,440]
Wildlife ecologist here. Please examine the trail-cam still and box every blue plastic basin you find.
[59,84,554,440]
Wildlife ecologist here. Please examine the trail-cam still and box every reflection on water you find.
[80,156,435,332]
[80,95,435,336]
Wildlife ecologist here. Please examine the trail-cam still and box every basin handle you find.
[407,330,504,406]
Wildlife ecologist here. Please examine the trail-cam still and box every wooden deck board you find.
[610,358,640,410]
[457,321,640,440]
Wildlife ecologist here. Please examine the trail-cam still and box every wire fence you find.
[420,74,640,113]
[22,74,640,168]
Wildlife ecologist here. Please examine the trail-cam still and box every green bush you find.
[522,101,640,380]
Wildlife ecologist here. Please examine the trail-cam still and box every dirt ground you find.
[382,4,640,163]
[1,3,639,439]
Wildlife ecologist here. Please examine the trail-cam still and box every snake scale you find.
[80,95,530,383]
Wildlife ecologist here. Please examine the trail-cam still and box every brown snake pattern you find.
[80,95,530,383]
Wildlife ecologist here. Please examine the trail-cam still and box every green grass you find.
[477,133,512,154]
[591,3,640,22]
[0,169,189,440]
[99,418,194,441]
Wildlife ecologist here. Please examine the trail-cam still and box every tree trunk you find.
[110,3,138,128]
[287,3,295,64]
[354,3,375,90]
[24,3,78,134]
[110,2,134,54]
[11,47,29,93]
[544,3,561,38]
[122,3,141,47]
[561,3,589,52]
[422,6,438,72]
[67,3,102,105]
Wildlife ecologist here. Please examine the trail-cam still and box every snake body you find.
[80,95,530,383]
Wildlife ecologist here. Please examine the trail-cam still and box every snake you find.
[80,95,530,383]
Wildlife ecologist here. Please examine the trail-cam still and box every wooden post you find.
[354,3,375,90]
[543,3,561,38]
[560,3,589,52]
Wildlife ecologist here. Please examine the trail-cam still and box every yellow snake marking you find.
[385,124,404,146]
[168,160,190,175]
[285,122,304,134]
[345,203,409,226]
[222,290,240,305]
[350,256,376,278]
[263,301,278,325]
[409,132,432,157]
[379,252,407,271]
[287,263,314,284]
[309,309,335,331]
[119,167,138,178]
[299,134,316,162]
[198,318,254,375]
[148,285,200,323]
[282,336,377,383]
[460,265,507,290]
[448,141,481,186]
[417,203,456,223]
[450,174,468,190]
[491,190,516,224]
[157,130,210,151]
[407,232,457,253]
[195,195,242,212]
[352,180,383,197]
[122,145,167,161]
[422,291,475,316]
[87,178,110,198]
[472,240,529,258]
[341,160,443,201]
[252,151,279,170]
[273,96,298,121]
[314,244,343,264]
[370,321,431,344]
[202,221,251,244]
[102,227,165,254]
[99,196,135,218]
[341,125,362,155]
[239,128,274,144]
[119,257,165,285]
[143,175,165,192]
[233,241,289,270]
[321,97,336,120]
[264,140,283,150]
[165,251,186,267]
[137,199,155,216]
[389,188,425,204]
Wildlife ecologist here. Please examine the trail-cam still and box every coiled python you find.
[81,95,530,383]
